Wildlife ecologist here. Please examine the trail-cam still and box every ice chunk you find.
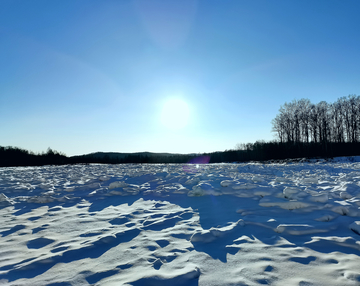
[315,214,337,222]
[27,196,55,203]
[64,187,75,192]
[330,204,360,216]
[0,193,10,202]
[182,267,200,279]
[349,221,360,235]
[190,219,245,243]
[188,182,219,196]
[253,188,273,197]
[301,177,319,184]
[232,183,257,190]
[340,192,353,200]
[274,177,290,183]
[259,197,311,210]
[109,181,128,189]
[220,180,232,187]
[99,176,110,181]
[252,175,264,183]
[346,184,360,196]
[308,193,328,203]
[275,224,329,235]
[283,187,307,200]
[0,193,13,206]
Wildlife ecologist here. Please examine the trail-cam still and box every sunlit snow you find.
[1,158,360,285]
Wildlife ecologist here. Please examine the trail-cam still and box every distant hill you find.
[69,151,199,164]
[80,151,184,159]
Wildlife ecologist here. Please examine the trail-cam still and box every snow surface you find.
[1,160,360,285]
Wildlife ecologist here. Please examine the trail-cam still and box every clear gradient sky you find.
[1,0,360,156]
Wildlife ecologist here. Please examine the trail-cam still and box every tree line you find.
[272,95,360,144]
[2,94,360,167]
[0,146,199,167]
[0,146,68,167]
[71,153,196,164]
[3,139,360,167]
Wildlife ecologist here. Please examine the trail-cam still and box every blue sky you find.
[1,0,360,156]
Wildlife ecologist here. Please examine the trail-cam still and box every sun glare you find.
[160,98,190,129]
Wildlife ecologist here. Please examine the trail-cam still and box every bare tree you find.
[271,95,359,145]
[331,99,344,143]
[271,114,285,143]
[308,103,319,143]
[348,95,360,142]
[298,98,311,142]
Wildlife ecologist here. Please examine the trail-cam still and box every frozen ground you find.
[1,158,360,285]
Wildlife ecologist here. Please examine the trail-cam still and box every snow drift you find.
[1,159,360,285]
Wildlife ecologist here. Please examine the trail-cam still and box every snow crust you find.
[1,159,360,285]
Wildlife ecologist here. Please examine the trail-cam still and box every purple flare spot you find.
[183,155,210,173]
[188,155,210,164]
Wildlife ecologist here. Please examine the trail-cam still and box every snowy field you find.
[1,159,360,286]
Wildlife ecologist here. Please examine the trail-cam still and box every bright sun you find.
[160,98,190,129]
